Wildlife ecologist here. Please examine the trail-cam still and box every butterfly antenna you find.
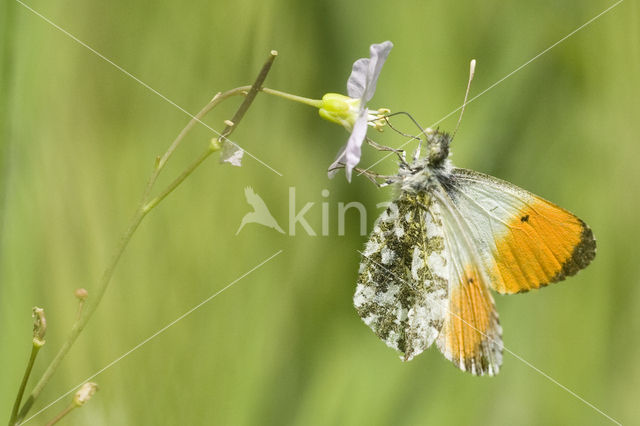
[380,111,428,161]
[452,59,476,141]
[382,111,428,141]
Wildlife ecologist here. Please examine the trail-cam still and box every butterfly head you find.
[395,129,452,191]
[424,129,451,168]
[402,129,451,171]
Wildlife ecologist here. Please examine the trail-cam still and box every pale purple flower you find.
[327,41,393,181]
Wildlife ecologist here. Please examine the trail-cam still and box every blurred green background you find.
[1,0,638,424]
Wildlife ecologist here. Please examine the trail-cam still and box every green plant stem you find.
[8,344,41,426]
[14,208,145,424]
[14,50,278,425]
[261,87,322,108]
[75,300,85,321]
[141,86,252,201]
[43,403,75,426]
[143,146,214,213]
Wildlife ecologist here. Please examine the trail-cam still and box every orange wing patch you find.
[491,197,596,294]
[438,266,502,375]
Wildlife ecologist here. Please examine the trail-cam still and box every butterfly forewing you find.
[355,192,448,361]
[442,168,596,294]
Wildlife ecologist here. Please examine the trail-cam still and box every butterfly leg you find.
[352,166,396,188]
[413,141,422,163]
[366,137,409,167]
[331,161,395,187]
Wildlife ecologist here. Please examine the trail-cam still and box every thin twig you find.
[143,147,211,212]
[43,404,75,426]
[141,85,252,201]
[144,51,278,212]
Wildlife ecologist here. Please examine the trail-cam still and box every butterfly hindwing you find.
[441,168,596,294]
[433,188,503,375]
[356,192,448,361]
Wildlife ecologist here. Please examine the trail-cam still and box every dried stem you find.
[43,404,75,426]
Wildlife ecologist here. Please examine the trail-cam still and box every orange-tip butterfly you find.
[354,63,596,376]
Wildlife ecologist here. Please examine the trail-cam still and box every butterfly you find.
[354,129,596,375]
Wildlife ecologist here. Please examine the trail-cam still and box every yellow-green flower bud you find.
[210,137,222,152]
[318,93,361,130]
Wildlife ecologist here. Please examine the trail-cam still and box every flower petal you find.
[347,41,393,102]
[327,145,346,179]
[328,109,368,182]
